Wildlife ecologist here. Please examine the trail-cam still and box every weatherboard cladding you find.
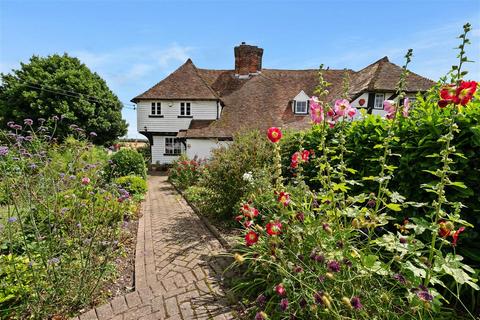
[133,57,435,138]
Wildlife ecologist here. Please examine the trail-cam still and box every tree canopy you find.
[0,53,128,145]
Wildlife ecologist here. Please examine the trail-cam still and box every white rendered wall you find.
[186,139,231,160]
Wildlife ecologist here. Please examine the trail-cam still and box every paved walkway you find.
[75,175,234,320]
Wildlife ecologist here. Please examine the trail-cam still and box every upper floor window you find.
[151,102,161,115]
[165,137,183,155]
[180,102,191,116]
[374,93,385,109]
[294,100,308,114]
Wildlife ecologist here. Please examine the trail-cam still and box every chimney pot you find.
[234,43,263,76]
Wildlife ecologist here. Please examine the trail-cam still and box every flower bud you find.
[341,297,353,309]
[234,253,245,264]
[325,272,334,280]
[352,218,360,229]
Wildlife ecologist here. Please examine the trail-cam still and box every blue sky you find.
[1,0,479,138]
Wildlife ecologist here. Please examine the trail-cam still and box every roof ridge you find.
[188,59,220,99]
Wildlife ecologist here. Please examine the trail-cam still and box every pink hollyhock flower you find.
[452,227,465,246]
[277,191,290,206]
[456,80,477,105]
[383,100,396,119]
[266,220,282,236]
[81,177,90,185]
[267,127,282,143]
[402,98,410,118]
[245,230,259,246]
[275,283,286,296]
[301,150,310,162]
[310,97,324,124]
[327,120,336,128]
[290,152,300,169]
[334,99,351,116]
[326,108,335,118]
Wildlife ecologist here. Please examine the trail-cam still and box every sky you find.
[1,0,480,138]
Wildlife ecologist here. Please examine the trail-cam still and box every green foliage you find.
[105,148,147,180]
[0,123,139,319]
[197,130,274,220]
[0,54,128,145]
[115,175,147,196]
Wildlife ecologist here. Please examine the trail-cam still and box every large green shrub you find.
[197,130,274,220]
[105,148,147,180]
[115,175,147,196]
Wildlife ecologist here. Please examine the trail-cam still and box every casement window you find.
[374,93,385,109]
[180,102,191,116]
[294,100,308,114]
[165,138,182,155]
[151,102,161,115]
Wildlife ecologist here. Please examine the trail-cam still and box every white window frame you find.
[374,93,385,110]
[180,102,191,116]
[294,100,308,114]
[150,102,161,115]
[165,137,183,155]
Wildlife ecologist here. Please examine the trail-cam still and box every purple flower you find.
[255,312,267,320]
[351,296,363,310]
[29,163,37,170]
[89,132,97,137]
[279,298,289,311]
[393,273,407,285]
[48,257,60,265]
[415,286,433,302]
[293,265,303,273]
[314,291,324,304]
[314,254,325,264]
[0,146,8,156]
[256,294,267,307]
[24,136,33,142]
[7,121,15,128]
[299,298,307,309]
[38,118,46,124]
[399,237,407,244]
[52,116,59,121]
[12,124,22,130]
[8,217,17,223]
[318,275,325,283]
[76,222,82,228]
[327,260,341,273]
[24,119,33,126]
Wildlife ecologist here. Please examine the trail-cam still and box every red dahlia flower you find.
[277,191,291,206]
[245,230,259,246]
[267,127,282,143]
[266,220,282,236]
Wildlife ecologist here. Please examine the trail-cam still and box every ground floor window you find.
[165,137,183,155]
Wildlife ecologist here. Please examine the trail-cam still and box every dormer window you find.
[151,102,161,115]
[292,90,310,115]
[294,101,308,114]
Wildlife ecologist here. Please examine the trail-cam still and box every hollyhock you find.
[266,221,282,236]
[456,80,477,105]
[267,127,282,143]
[351,296,363,310]
[327,119,336,128]
[402,98,410,118]
[334,99,351,116]
[383,100,396,119]
[301,149,310,162]
[440,84,457,102]
[310,97,324,123]
[290,152,300,169]
[275,283,286,296]
[452,227,465,246]
[245,230,259,246]
[326,108,335,118]
[347,107,357,118]
[277,191,290,206]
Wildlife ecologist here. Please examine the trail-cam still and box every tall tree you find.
[0,53,128,145]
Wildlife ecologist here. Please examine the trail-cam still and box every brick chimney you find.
[234,42,263,77]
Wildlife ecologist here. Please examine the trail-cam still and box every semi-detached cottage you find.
[132,43,435,165]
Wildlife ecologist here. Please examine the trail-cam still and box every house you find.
[132,43,434,165]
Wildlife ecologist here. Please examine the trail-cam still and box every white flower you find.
[242,172,253,182]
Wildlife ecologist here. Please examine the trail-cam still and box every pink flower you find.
[334,99,351,116]
[402,98,410,118]
[383,100,396,119]
[327,120,336,128]
[81,177,90,185]
[347,107,357,118]
[310,97,324,124]
[275,283,286,296]
[301,150,310,162]
[290,152,300,169]
[277,191,290,206]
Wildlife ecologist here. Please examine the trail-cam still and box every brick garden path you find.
[75,175,235,320]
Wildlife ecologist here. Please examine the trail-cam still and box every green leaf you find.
[362,255,378,268]
[386,203,402,211]
[448,181,467,189]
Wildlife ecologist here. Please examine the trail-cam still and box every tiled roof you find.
[133,57,435,138]
[132,59,218,101]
